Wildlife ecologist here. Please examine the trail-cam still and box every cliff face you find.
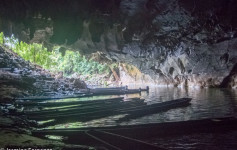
[0,0,237,87]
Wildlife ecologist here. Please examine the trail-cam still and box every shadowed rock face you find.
[220,63,237,88]
[0,0,237,87]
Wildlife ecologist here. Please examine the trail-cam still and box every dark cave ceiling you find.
[0,0,237,87]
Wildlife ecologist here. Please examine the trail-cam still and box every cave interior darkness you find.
[0,0,237,150]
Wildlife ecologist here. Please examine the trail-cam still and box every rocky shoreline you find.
[0,46,101,149]
[0,114,102,150]
[0,46,87,102]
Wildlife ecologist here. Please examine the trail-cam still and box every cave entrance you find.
[0,32,120,87]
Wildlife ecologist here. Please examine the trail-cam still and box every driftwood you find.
[109,66,120,81]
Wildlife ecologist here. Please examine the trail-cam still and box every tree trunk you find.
[109,66,120,81]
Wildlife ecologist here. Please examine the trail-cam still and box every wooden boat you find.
[27,100,146,120]
[33,117,237,150]
[90,89,142,95]
[16,87,146,101]
[92,86,127,90]
[90,86,149,93]
[28,98,190,119]
[15,93,93,101]
[28,98,192,127]
[26,98,145,116]
[17,97,124,107]
[117,98,191,121]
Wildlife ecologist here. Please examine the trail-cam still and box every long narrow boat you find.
[15,93,93,101]
[17,97,124,107]
[33,117,237,150]
[16,88,144,101]
[28,98,190,119]
[92,86,127,90]
[28,98,192,127]
[117,98,191,121]
[27,100,146,120]
[90,89,142,96]
[26,99,145,116]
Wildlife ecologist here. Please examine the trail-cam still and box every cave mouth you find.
[0,32,119,86]
[1,0,237,88]
[0,0,237,149]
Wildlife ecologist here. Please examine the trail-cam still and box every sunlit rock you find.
[0,0,237,87]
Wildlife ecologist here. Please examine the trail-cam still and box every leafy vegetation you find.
[0,32,110,77]
[0,32,4,45]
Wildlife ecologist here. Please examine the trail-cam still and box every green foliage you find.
[0,32,110,77]
[56,50,109,76]
[110,63,118,69]
[0,32,4,45]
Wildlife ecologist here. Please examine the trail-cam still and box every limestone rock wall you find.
[117,38,237,88]
[0,0,237,88]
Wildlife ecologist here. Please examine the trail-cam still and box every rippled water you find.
[43,86,237,149]
[123,86,237,150]
[44,86,237,129]
[148,131,237,150]
[73,86,237,127]
[120,86,237,125]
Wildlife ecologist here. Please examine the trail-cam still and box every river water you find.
[45,86,237,149]
[121,86,237,125]
[124,86,237,150]
[76,86,237,127]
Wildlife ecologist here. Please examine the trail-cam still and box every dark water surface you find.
[74,86,237,127]
[121,86,237,125]
[43,86,237,149]
[124,86,237,150]
[45,86,237,128]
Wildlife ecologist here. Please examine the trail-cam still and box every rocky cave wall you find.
[0,0,237,88]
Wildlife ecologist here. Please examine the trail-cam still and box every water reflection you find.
[148,131,237,150]
[135,88,237,150]
[120,87,237,125]
[43,87,237,129]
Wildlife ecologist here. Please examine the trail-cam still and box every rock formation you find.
[0,0,237,88]
[0,46,86,102]
[220,63,237,88]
